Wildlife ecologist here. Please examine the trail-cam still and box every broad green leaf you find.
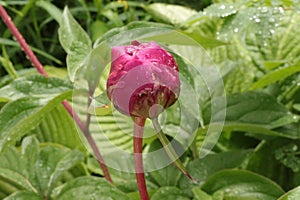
[202,169,284,199]
[204,3,238,18]
[51,176,130,200]
[3,191,41,200]
[0,168,36,193]
[34,104,86,151]
[192,188,212,200]
[182,29,228,48]
[179,150,251,195]
[251,65,300,89]
[0,135,84,198]
[20,136,39,190]
[203,91,297,130]
[278,186,300,200]
[151,186,189,200]
[0,75,72,101]
[36,146,84,197]
[0,91,72,150]
[58,7,92,82]
[145,3,197,26]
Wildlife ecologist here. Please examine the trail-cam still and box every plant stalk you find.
[133,117,149,200]
[0,4,112,183]
[151,117,194,181]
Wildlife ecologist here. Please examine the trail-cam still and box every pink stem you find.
[0,5,47,77]
[0,4,112,183]
[134,117,149,200]
[61,100,112,183]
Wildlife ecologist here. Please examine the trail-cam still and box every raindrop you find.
[234,28,239,33]
[219,5,226,9]
[260,7,268,13]
[278,7,284,14]
[255,18,261,23]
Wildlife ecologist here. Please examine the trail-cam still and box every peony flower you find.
[107,40,180,118]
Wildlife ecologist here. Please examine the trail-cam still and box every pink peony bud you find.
[106,41,180,118]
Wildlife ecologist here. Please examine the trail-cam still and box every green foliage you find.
[1,0,300,199]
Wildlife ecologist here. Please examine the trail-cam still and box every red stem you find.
[134,117,149,200]
[62,100,112,183]
[0,4,112,183]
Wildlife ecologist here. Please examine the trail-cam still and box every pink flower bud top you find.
[106,41,180,118]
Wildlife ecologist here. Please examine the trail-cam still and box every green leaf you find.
[151,187,189,200]
[179,150,251,195]
[145,3,197,26]
[3,191,41,200]
[245,139,295,189]
[204,3,238,18]
[0,47,18,79]
[251,65,300,89]
[0,168,36,193]
[0,75,72,101]
[202,169,284,199]
[145,139,184,187]
[278,186,300,200]
[0,135,84,198]
[58,7,92,82]
[274,143,300,172]
[192,188,212,200]
[36,146,84,197]
[0,38,62,65]
[182,29,228,48]
[202,91,298,138]
[36,0,62,23]
[0,91,72,150]
[34,104,86,151]
[52,176,130,200]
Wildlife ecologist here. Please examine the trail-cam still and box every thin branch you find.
[134,117,149,200]
[0,4,112,183]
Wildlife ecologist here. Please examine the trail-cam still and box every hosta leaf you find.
[151,186,189,200]
[58,7,92,82]
[204,3,238,18]
[179,150,251,195]
[202,169,284,199]
[145,3,197,26]
[34,104,86,151]
[3,191,41,200]
[201,91,299,138]
[51,176,130,200]
[0,75,72,101]
[278,186,300,200]
[0,91,72,150]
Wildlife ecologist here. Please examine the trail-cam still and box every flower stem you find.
[151,117,195,181]
[134,117,149,200]
[0,4,112,183]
